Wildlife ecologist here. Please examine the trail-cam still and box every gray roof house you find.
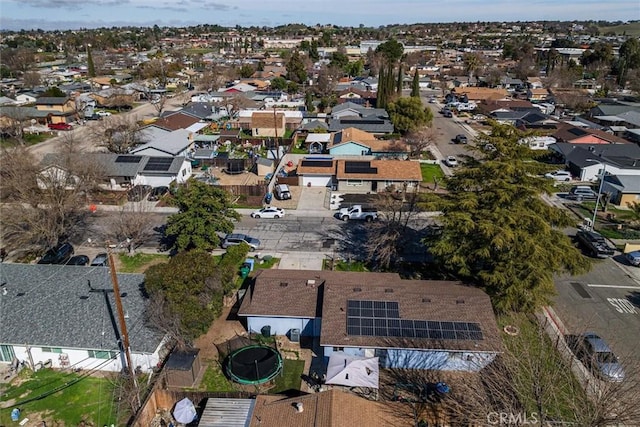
[328,102,394,135]
[131,128,194,157]
[0,263,167,372]
[550,143,640,181]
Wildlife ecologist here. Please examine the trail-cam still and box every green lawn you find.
[0,369,117,426]
[199,363,237,392]
[420,163,445,184]
[271,359,304,394]
[117,253,169,273]
[599,22,640,36]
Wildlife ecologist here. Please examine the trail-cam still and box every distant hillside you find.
[599,21,640,36]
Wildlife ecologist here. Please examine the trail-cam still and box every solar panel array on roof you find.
[301,160,333,168]
[346,299,483,341]
[143,157,174,172]
[344,161,377,174]
[115,155,143,163]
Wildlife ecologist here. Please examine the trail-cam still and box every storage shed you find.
[164,349,203,388]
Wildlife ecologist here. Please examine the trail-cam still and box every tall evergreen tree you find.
[424,123,591,313]
[396,63,403,95]
[377,66,386,108]
[87,46,96,78]
[411,70,421,97]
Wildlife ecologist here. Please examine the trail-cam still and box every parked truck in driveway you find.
[337,205,378,221]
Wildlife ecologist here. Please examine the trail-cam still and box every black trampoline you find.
[225,345,283,385]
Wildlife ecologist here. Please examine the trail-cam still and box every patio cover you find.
[326,352,379,389]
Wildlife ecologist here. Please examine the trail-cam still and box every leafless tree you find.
[103,203,156,255]
[88,114,145,153]
[0,106,29,144]
[2,47,36,77]
[0,137,103,256]
[314,64,342,97]
[362,187,425,270]
[405,127,437,159]
[150,94,169,117]
[22,71,42,89]
[224,94,253,119]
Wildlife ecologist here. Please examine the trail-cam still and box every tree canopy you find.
[145,250,223,345]
[165,180,240,252]
[286,50,308,84]
[387,96,433,134]
[424,123,591,313]
[376,38,404,63]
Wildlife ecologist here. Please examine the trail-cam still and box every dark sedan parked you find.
[38,242,74,264]
[66,255,90,266]
[575,230,615,258]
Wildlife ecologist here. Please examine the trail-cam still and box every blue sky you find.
[1,0,638,31]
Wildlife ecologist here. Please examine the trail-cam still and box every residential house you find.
[551,123,628,145]
[0,96,17,106]
[601,175,640,206]
[148,111,202,132]
[527,88,550,102]
[527,77,544,89]
[0,264,167,373]
[15,92,38,105]
[295,157,336,187]
[90,87,138,108]
[451,87,510,102]
[250,111,286,137]
[589,103,640,118]
[550,142,640,181]
[327,102,394,135]
[476,99,535,116]
[335,159,421,193]
[336,88,376,106]
[40,153,192,189]
[35,97,77,124]
[131,129,194,157]
[239,270,501,372]
[328,128,409,159]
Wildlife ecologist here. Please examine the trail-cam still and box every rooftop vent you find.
[295,402,304,413]
[279,282,288,287]
[384,288,394,293]
[422,298,431,303]
[307,279,316,286]
[456,298,465,304]
[353,287,362,292]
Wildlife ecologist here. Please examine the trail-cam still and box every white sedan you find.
[250,206,285,219]
[544,170,572,182]
[444,156,458,167]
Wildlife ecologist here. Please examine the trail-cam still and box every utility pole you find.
[107,251,140,408]
[273,106,281,165]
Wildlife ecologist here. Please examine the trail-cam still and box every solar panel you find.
[344,161,377,174]
[345,299,483,341]
[301,160,333,168]
[115,155,143,163]
[143,157,174,172]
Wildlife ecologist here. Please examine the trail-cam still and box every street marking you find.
[586,284,640,289]
[607,298,639,314]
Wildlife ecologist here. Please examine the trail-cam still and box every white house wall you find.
[302,176,333,187]
[9,345,160,373]
[247,316,320,337]
[580,164,640,182]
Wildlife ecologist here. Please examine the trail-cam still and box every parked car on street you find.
[443,110,453,118]
[574,333,625,382]
[625,250,640,266]
[444,156,458,167]
[148,186,169,201]
[127,185,152,202]
[453,134,468,144]
[221,233,261,251]
[251,206,285,219]
[544,170,572,182]
[575,230,615,258]
[38,242,74,264]
[566,185,598,201]
[95,110,111,117]
[48,122,72,131]
[66,255,90,266]
[337,205,378,222]
[90,253,109,267]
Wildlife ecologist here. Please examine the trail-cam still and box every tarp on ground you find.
[325,352,379,389]
[173,397,197,424]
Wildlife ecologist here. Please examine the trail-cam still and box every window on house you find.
[0,345,15,362]
[346,180,363,187]
[333,347,344,352]
[88,350,117,359]
[41,347,63,353]
[182,169,187,176]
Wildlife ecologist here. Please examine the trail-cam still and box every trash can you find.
[261,325,271,338]
[240,264,251,279]
[290,328,300,343]
[264,192,273,204]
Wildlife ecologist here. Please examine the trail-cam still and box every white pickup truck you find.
[337,205,378,222]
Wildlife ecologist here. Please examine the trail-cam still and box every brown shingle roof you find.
[250,389,411,427]
[552,122,629,144]
[251,111,285,128]
[321,280,502,353]
[239,270,400,318]
[152,112,200,131]
[336,159,422,181]
[451,87,510,101]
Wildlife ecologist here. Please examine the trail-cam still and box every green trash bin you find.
[240,265,250,279]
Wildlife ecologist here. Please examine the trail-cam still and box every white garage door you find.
[302,175,332,187]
